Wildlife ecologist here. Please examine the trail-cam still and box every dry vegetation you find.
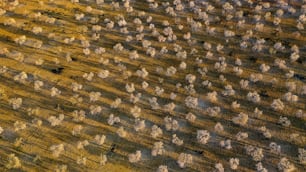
[0,0,305,171]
